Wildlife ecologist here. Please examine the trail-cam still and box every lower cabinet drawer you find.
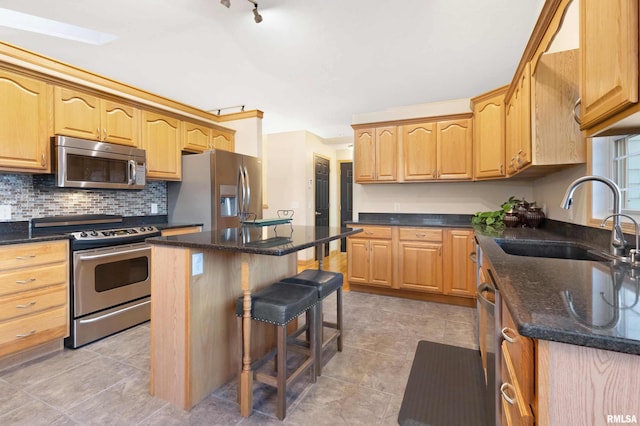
[0,262,68,297]
[0,306,68,356]
[501,343,534,426]
[0,284,67,321]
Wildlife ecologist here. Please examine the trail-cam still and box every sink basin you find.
[494,239,610,261]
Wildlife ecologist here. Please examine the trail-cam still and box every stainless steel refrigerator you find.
[168,150,262,230]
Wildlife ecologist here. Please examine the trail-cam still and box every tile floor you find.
[0,291,477,425]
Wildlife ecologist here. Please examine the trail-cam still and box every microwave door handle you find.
[243,165,251,217]
[128,160,136,185]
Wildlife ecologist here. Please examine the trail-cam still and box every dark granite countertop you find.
[475,224,640,355]
[347,212,473,228]
[0,216,202,246]
[147,225,362,256]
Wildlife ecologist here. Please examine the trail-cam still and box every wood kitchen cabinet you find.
[347,226,394,287]
[0,240,69,358]
[211,127,235,152]
[579,0,639,133]
[397,228,443,293]
[183,121,235,153]
[500,299,535,426]
[347,226,475,306]
[505,50,584,177]
[141,111,181,181]
[54,87,139,147]
[353,127,397,182]
[443,229,476,298]
[505,65,532,176]
[437,118,473,180]
[471,86,508,179]
[400,116,473,181]
[0,70,51,173]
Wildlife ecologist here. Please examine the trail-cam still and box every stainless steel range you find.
[30,215,160,348]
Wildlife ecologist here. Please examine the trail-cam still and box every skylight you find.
[0,8,117,45]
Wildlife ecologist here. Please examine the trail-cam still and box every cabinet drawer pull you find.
[415,233,426,237]
[16,330,36,338]
[16,301,37,309]
[365,231,374,235]
[15,278,36,284]
[501,327,518,343]
[500,383,517,405]
[572,98,582,124]
[15,255,36,260]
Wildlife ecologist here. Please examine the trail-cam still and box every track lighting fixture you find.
[219,0,263,23]
[252,4,263,23]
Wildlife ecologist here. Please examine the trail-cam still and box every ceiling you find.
[0,0,545,140]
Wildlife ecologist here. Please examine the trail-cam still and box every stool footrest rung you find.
[255,357,314,388]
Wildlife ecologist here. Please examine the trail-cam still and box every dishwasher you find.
[476,244,499,426]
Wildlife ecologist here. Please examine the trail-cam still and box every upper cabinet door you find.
[183,121,211,152]
[211,128,235,152]
[354,128,375,182]
[375,126,397,181]
[141,111,181,181]
[402,122,437,181]
[472,88,506,179]
[580,0,639,129]
[54,87,100,140]
[101,100,138,147]
[437,119,473,180]
[0,71,51,172]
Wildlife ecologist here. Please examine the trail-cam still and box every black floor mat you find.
[398,341,488,426]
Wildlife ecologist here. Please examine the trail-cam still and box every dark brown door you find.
[315,155,330,259]
[340,161,353,252]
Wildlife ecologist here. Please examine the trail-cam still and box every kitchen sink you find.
[494,239,610,262]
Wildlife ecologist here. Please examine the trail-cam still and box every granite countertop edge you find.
[475,225,640,356]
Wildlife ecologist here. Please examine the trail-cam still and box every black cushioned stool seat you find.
[235,282,318,420]
[281,270,343,376]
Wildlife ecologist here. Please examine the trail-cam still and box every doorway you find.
[314,154,330,259]
[339,161,353,252]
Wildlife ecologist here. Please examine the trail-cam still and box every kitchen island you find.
[475,223,640,425]
[146,225,361,415]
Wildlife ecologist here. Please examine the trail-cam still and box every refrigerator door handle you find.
[238,166,246,221]
[243,165,251,217]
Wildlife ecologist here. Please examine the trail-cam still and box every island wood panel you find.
[150,244,297,410]
[537,340,640,426]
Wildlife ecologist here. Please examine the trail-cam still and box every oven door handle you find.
[76,246,150,261]
[78,299,150,324]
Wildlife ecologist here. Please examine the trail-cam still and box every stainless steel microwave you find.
[54,135,146,190]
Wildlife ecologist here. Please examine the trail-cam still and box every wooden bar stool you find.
[282,269,343,376]
[236,281,318,420]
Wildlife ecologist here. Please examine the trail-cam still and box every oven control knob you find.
[140,227,146,232]
[80,232,87,238]
[90,231,98,237]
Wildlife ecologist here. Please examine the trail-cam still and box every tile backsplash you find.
[0,174,167,221]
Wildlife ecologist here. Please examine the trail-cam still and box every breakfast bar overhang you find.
[146,225,362,415]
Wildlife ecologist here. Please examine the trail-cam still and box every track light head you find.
[220,0,231,7]
[252,5,263,23]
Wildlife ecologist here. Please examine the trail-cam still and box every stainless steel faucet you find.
[601,213,639,263]
[560,175,626,257]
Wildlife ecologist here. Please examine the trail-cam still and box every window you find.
[591,135,640,222]
[612,135,640,211]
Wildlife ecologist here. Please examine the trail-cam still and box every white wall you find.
[222,115,263,158]
[264,130,343,261]
[533,164,588,224]
[353,180,535,219]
